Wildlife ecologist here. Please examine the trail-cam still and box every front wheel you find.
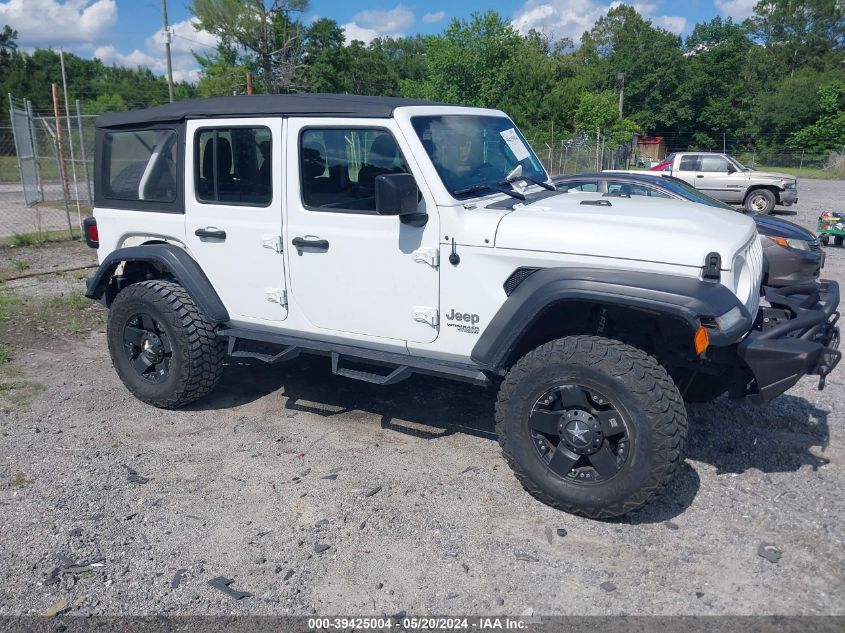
[745,189,777,214]
[107,280,224,409]
[495,336,688,519]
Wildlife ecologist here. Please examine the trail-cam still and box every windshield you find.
[658,177,735,210]
[411,115,548,198]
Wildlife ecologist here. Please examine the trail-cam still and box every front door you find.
[184,118,288,322]
[694,154,745,203]
[284,119,440,343]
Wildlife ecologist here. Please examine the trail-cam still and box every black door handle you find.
[292,237,329,251]
[696,175,704,178]
[195,227,227,240]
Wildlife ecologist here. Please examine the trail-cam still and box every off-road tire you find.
[495,335,687,519]
[745,188,777,214]
[107,280,224,409]
[835,235,844,247]
[820,234,829,246]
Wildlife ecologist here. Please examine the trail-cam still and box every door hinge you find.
[266,288,287,307]
[413,247,439,268]
[262,234,283,253]
[412,306,439,327]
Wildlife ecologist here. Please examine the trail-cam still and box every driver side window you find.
[699,156,731,172]
[300,128,409,214]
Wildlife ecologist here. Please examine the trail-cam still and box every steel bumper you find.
[737,280,840,402]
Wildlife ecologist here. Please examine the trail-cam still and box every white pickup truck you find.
[610,152,798,215]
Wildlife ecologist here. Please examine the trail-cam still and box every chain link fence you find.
[2,95,96,242]
[529,133,631,177]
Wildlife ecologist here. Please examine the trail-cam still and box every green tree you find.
[576,5,687,134]
[787,81,845,151]
[573,91,638,147]
[191,0,309,93]
[751,0,845,74]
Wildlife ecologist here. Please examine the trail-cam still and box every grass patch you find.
[753,165,842,180]
[40,291,103,336]
[10,472,33,488]
[72,270,88,280]
[0,229,78,248]
[0,344,10,364]
[0,290,22,322]
[13,260,29,272]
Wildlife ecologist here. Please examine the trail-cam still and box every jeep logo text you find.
[445,309,479,325]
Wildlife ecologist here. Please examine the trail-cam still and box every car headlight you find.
[784,181,797,189]
[772,237,810,251]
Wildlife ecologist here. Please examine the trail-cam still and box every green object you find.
[817,211,845,246]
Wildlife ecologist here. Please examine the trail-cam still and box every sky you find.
[0,0,760,83]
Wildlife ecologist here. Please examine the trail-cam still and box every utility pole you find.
[617,72,625,117]
[162,0,174,102]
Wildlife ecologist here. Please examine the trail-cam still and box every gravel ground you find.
[0,180,844,618]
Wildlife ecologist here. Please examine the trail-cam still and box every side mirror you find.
[727,164,737,174]
[375,173,427,226]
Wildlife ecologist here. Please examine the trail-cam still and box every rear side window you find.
[607,181,672,198]
[195,127,272,206]
[103,129,177,202]
[557,180,598,192]
[300,128,409,213]
[679,155,700,171]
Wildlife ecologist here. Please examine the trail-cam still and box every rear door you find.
[184,118,288,322]
[673,154,700,186]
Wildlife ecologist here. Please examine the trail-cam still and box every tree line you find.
[1,0,843,154]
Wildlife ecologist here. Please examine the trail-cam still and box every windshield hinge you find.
[412,306,439,327]
[262,234,283,253]
[266,288,287,307]
[413,247,439,268]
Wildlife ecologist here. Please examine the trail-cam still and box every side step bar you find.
[219,327,490,387]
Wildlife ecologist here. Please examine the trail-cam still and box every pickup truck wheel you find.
[495,335,687,519]
[107,280,224,409]
[745,189,776,214]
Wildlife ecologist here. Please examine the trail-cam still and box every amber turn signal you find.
[694,326,709,356]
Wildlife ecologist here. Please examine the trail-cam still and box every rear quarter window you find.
[103,129,177,202]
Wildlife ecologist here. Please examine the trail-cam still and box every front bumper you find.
[737,280,840,402]
[779,188,798,205]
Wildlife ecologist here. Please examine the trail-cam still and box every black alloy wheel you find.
[529,384,631,484]
[123,312,172,383]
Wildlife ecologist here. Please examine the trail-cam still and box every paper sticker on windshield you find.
[500,128,530,161]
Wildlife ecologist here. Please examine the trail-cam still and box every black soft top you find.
[95,93,450,129]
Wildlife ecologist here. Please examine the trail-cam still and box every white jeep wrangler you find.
[84,95,841,519]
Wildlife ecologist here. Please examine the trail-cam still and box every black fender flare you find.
[84,244,229,324]
[471,267,749,371]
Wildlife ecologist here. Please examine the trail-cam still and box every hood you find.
[494,192,757,270]
[752,214,815,240]
[746,169,796,183]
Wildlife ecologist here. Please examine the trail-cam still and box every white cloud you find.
[714,0,757,20]
[422,11,446,24]
[95,18,219,85]
[0,0,117,47]
[511,0,687,42]
[342,4,415,44]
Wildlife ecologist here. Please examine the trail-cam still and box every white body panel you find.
[93,105,762,365]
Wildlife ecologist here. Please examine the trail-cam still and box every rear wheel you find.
[835,236,844,247]
[107,280,224,409]
[745,189,777,214]
[495,336,687,519]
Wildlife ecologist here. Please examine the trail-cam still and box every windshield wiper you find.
[502,176,555,191]
[500,164,555,191]
[453,182,526,201]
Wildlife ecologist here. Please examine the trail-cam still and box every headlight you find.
[772,237,809,251]
[784,181,796,189]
